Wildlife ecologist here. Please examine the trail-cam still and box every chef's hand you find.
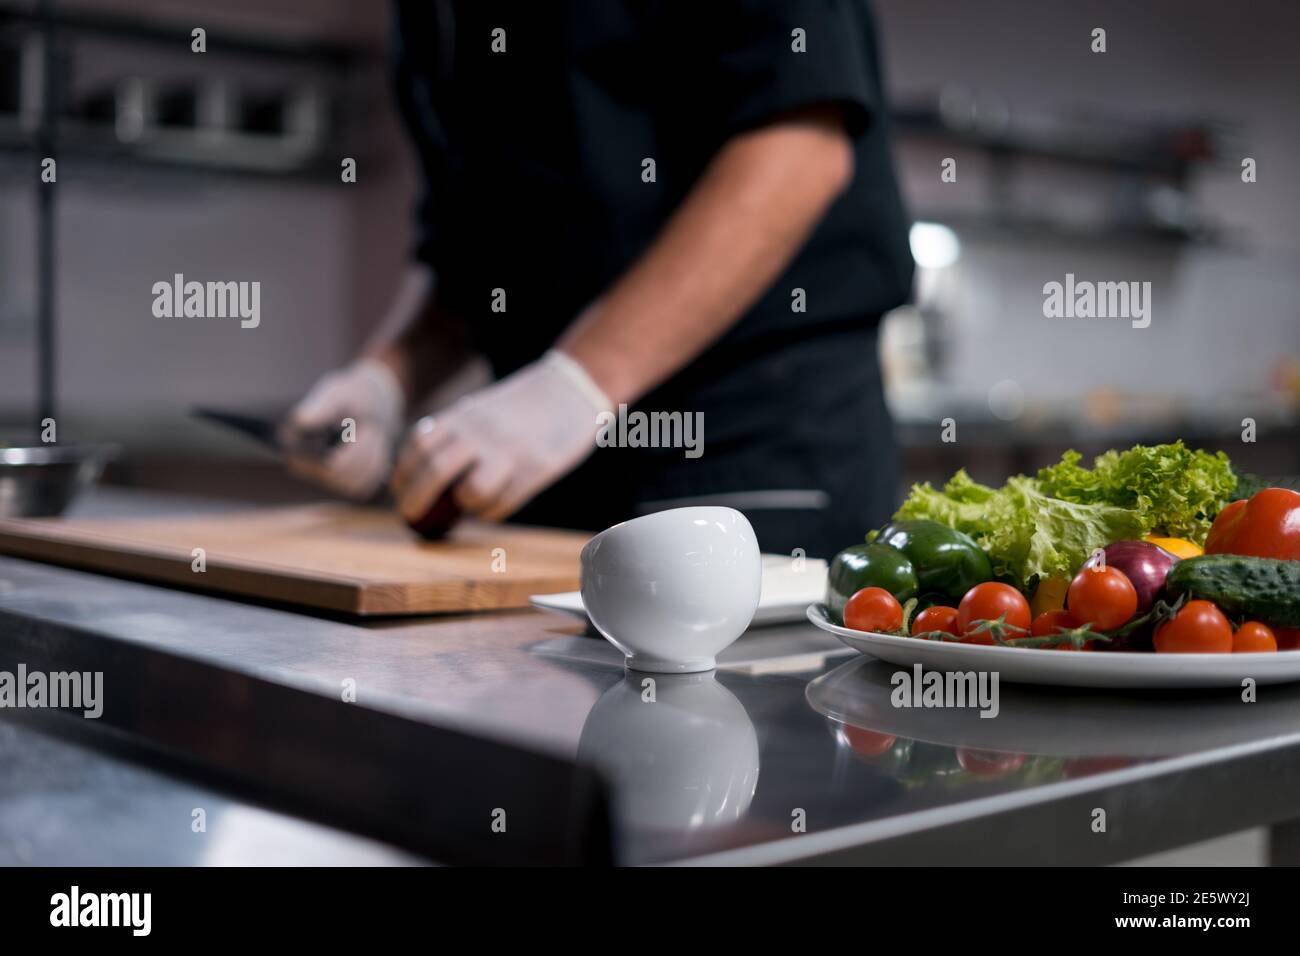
[283,357,405,500]
[391,350,612,523]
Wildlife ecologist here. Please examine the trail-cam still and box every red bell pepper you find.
[1204,487,1300,560]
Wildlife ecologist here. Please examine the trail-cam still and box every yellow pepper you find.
[1031,576,1070,616]
[1144,535,1203,560]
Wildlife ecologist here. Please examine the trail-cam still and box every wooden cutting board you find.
[0,504,589,615]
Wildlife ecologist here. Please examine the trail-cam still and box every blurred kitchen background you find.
[1,0,1298,500]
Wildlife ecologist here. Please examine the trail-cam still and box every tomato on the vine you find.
[1233,621,1278,653]
[1030,609,1091,650]
[1153,599,1233,653]
[912,605,960,638]
[1031,609,1076,637]
[1067,565,1138,631]
[956,582,1031,644]
[843,586,903,634]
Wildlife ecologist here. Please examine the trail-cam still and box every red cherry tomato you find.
[1030,609,1091,650]
[840,725,897,758]
[1233,621,1278,653]
[843,586,904,633]
[1031,609,1076,637]
[956,582,1031,644]
[911,605,960,638]
[1067,565,1138,631]
[956,748,1026,777]
[1153,600,1233,653]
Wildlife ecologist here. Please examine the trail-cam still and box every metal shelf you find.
[0,0,385,180]
[0,112,358,179]
[893,97,1230,245]
[0,2,381,65]
[894,103,1222,177]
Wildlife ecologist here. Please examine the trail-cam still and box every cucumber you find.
[1165,555,1300,627]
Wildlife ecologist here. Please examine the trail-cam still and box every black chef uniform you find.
[393,0,914,558]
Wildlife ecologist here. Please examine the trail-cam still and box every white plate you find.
[806,604,1300,689]
[531,556,827,628]
[530,589,816,627]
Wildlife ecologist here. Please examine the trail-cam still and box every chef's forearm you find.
[364,264,471,403]
[557,105,855,406]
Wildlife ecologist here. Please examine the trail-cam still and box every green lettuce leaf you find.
[895,471,1145,589]
[892,469,999,535]
[981,476,1145,585]
[1036,441,1235,541]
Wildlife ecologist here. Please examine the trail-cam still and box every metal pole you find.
[36,0,57,434]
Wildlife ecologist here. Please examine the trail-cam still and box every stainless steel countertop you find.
[4,488,1300,865]
[0,717,422,866]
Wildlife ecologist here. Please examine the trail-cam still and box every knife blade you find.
[192,405,462,538]
[192,406,340,458]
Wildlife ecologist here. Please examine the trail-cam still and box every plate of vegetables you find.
[808,443,1300,688]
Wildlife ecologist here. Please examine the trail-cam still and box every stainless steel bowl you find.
[0,444,119,518]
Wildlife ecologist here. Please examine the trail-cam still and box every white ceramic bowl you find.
[580,506,762,672]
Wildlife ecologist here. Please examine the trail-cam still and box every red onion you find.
[1083,540,1178,614]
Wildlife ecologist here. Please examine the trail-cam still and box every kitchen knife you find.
[191,405,461,538]
[191,406,340,458]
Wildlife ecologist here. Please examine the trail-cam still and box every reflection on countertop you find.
[579,672,759,832]
[807,655,1300,796]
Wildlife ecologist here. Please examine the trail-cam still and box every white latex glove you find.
[283,357,404,500]
[391,350,613,523]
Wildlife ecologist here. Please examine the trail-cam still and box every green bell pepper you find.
[825,543,918,624]
[875,518,993,605]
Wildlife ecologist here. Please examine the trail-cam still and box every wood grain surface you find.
[0,504,588,615]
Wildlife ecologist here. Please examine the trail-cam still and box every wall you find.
[0,0,415,447]
[875,0,1300,412]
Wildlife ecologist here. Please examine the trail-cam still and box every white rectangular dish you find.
[530,554,827,627]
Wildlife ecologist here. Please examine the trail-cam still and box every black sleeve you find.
[391,0,450,268]
[685,0,880,140]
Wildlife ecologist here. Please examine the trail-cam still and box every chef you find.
[287,0,913,558]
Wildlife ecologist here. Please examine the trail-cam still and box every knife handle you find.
[280,425,345,459]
